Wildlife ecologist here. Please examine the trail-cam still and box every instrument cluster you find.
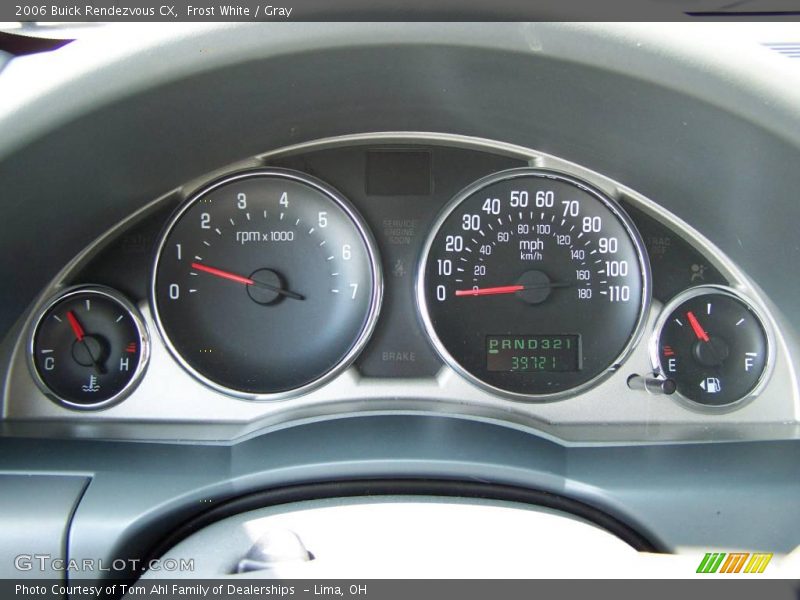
[8,134,793,441]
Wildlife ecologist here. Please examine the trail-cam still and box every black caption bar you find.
[3,0,800,22]
[3,580,800,600]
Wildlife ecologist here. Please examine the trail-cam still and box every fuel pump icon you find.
[700,377,721,394]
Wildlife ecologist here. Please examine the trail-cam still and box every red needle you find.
[686,311,711,343]
[454,285,525,297]
[191,262,254,286]
[66,309,105,373]
[66,310,85,342]
[191,261,305,300]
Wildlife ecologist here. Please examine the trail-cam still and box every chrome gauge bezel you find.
[416,167,652,402]
[650,284,775,413]
[149,168,384,402]
[27,285,151,411]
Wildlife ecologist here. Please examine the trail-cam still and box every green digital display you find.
[486,335,581,372]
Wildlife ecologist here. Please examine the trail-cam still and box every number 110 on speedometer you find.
[417,169,650,400]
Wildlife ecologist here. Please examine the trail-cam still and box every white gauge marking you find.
[52,315,62,322]
[707,302,712,315]
[674,318,684,326]
[736,318,745,326]
[86,299,91,311]
[116,315,124,322]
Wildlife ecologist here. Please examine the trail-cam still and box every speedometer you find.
[417,169,649,399]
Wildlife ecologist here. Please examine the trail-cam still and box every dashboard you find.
[4,132,798,444]
[1,22,800,583]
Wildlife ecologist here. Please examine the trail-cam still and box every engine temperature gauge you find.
[29,286,149,409]
[652,286,770,408]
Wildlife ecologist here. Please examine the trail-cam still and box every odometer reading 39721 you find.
[418,169,649,399]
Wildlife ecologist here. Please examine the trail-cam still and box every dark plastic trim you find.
[143,478,662,566]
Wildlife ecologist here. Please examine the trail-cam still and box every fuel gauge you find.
[29,286,149,409]
[652,286,770,408]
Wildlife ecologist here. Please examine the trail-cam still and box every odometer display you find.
[418,169,649,399]
[486,334,580,373]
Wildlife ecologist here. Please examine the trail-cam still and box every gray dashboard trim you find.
[1,24,800,161]
[0,474,89,579]
[0,415,796,582]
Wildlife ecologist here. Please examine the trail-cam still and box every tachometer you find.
[152,169,382,399]
[417,169,649,399]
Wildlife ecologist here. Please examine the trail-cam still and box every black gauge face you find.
[419,169,648,398]
[655,288,768,407]
[152,169,381,397]
[31,287,148,408]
